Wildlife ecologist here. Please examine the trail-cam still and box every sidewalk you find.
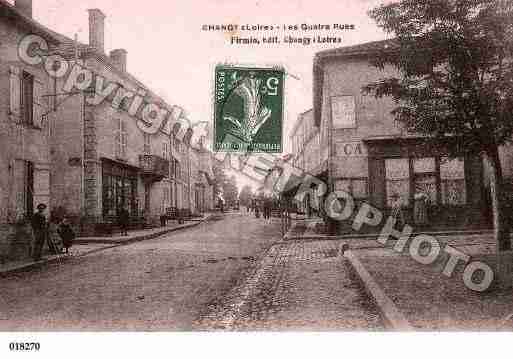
[284,217,493,241]
[0,213,213,276]
[76,213,212,244]
[342,232,513,330]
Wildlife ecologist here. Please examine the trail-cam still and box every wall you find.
[0,17,55,260]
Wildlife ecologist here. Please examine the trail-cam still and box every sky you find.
[21,0,391,191]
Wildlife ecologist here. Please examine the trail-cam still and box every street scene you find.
[1,212,381,331]
[1,0,513,348]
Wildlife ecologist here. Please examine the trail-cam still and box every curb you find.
[0,215,213,276]
[0,255,73,277]
[344,249,413,331]
[75,215,212,245]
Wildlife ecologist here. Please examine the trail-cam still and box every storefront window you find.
[335,179,368,199]
[441,157,466,205]
[102,160,138,218]
[385,158,410,206]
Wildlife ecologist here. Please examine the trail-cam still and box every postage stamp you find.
[214,65,284,153]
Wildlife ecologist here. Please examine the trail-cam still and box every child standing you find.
[58,217,75,255]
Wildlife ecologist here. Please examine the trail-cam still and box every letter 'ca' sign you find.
[214,65,284,153]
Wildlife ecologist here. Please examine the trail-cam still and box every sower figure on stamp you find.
[31,203,48,261]
[390,193,405,228]
[58,217,75,255]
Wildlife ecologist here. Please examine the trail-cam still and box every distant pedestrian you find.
[390,193,405,228]
[58,217,75,255]
[414,188,429,226]
[263,197,272,219]
[31,203,48,261]
[118,206,130,236]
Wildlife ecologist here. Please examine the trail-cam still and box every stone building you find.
[0,0,60,261]
[311,39,513,233]
[289,109,323,215]
[189,142,215,214]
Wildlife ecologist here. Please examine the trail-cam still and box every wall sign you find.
[331,95,356,129]
[336,142,367,157]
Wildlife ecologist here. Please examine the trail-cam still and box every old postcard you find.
[1,0,513,357]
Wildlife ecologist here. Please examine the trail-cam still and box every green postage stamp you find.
[214,65,284,153]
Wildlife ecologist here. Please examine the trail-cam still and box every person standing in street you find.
[58,217,76,255]
[414,187,429,226]
[31,203,48,261]
[118,206,130,236]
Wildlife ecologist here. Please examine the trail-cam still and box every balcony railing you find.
[139,154,170,182]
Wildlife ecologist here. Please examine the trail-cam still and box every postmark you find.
[214,65,284,153]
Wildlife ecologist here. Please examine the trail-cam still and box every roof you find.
[0,0,61,43]
[313,39,397,127]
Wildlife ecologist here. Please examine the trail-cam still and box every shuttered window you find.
[441,157,466,205]
[21,71,34,126]
[115,119,128,159]
[143,133,151,154]
[9,66,21,119]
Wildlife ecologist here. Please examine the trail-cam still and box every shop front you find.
[101,158,139,221]
[361,137,490,231]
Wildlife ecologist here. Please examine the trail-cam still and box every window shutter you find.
[115,131,121,158]
[33,77,45,128]
[14,159,26,218]
[9,66,21,120]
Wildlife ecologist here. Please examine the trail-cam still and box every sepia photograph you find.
[0,0,512,357]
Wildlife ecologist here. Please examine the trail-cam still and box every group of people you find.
[30,203,76,261]
[247,197,275,219]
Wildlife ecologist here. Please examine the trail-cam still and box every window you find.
[331,95,356,129]
[335,178,368,199]
[385,158,410,206]
[169,157,176,179]
[102,166,137,217]
[143,133,151,154]
[441,157,466,205]
[21,71,34,126]
[413,157,437,204]
[162,186,170,212]
[162,141,169,159]
[115,119,128,159]
[176,161,181,181]
[13,160,34,219]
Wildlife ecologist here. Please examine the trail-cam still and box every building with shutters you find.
[311,39,513,233]
[0,0,61,261]
[188,141,215,214]
[289,109,323,216]
[45,7,198,234]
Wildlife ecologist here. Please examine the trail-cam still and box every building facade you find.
[0,0,60,261]
[289,109,323,215]
[311,40,513,233]
[48,8,206,234]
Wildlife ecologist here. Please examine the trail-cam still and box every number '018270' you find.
[9,342,40,351]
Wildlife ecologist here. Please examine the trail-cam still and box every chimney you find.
[88,9,105,52]
[110,49,127,72]
[15,0,32,18]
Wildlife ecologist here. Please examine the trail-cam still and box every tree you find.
[364,0,513,252]
[239,185,254,207]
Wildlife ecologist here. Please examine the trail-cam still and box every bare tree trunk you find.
[484,146,511,252]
